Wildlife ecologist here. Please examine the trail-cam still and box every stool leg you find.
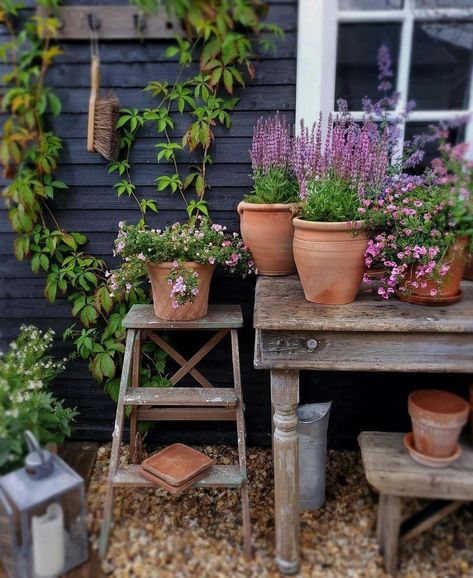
[129,330,142,463]
[231,329,252,560]
[100,329,136,558]
[377,493,402,576]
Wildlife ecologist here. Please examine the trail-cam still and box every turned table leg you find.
[270,369,300,575]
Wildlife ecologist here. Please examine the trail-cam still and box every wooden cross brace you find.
[144,328,230,388]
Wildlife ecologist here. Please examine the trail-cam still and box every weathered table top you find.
[359,431,473,501]
[253,276,473,372]
[254,276,473,334]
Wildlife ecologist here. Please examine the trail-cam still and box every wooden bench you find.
[99,304,251,560]
[359,431,473,576]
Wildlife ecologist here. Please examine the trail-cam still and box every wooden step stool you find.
[359,431,473,576]
[99,304,251,559]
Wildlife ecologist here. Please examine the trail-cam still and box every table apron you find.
[255,329,473,372]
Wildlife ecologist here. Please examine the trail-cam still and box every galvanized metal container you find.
[297,402,332,512]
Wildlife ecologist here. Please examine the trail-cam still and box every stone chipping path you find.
[87,444,473,578]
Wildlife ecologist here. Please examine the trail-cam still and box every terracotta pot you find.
[464,253,473,281]
[237,201,298,275]
[401,237,468,304]
[408,389,469,458]
[292,218,368,305]
[146,262,215,321]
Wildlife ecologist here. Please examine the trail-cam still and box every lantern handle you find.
[24,431,47,467]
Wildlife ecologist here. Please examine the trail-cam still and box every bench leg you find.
[377,494,402,576]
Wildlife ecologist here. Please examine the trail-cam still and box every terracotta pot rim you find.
[146,261,216,271]
[237,200,300,212]
[408,390,469,424]
[293,217,365,231]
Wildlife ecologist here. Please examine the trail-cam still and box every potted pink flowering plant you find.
[363,143,473,304]
[108,216,256,321]
[238,112,299,276]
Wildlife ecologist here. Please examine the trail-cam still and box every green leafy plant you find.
[245,113,299,204]
[112,1,284,217]
[299,176,362,223]
[0,1,150,395]
[0,325,78,474]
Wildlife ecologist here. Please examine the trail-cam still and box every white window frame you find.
[296,0,473,158]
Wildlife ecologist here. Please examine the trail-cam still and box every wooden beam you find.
[36,6,180,40]
[400,500,465,545]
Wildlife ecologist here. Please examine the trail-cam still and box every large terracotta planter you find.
[237,201,298,275]
[464,253,473,281]
[292,218,368,305]
[146,262,215,321]
[400,237,468,305]
[408,389,469,458]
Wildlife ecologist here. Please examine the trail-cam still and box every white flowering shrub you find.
[0,325,78,474]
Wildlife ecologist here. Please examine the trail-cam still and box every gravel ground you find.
[87,444,473,578]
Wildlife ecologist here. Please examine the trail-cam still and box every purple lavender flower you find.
[250,112,292,174]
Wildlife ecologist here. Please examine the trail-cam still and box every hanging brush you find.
[87,18,120,162]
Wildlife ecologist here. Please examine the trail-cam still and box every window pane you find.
[339,0,403,8]
[404,122,466,173]
[408,22,473,110]
[415,1,473,7]
[335,24,401,110]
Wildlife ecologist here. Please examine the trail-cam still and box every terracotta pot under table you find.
[292,218,368,305]
[408,389,469,458]
[146,261,215,321]
[399,237,468,305]
[237,201,298,276]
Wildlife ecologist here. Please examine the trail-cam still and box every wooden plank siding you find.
[1,0,471,447]
[0,0,295,445]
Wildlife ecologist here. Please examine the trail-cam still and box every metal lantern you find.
[0,432,88,578]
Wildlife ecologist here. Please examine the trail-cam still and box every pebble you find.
[87,444,473,577]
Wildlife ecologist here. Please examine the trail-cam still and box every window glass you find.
[339,0,403,9]
[408,22,473,110]
[404,122,466,172]
[335,24,401,110]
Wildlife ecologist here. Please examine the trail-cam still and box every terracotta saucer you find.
[142,443,214,486]
[403,432,462,468]
[396,289,463,307]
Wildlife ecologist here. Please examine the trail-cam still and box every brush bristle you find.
[94,92,120,162]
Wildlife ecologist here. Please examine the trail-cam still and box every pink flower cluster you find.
[362,178,456,299]
[250,111,292,174]
[292,112,390,199]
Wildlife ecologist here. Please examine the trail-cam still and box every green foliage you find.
[2,0,282,407]
[299,176,362,223]
[0,326,78,474]
[0,3,152,396]
[245,168,299,204]
[111,0,283,217]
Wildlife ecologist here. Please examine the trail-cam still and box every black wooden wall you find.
[1,0,471,448]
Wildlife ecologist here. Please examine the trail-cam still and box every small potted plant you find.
[108,216,256,321]
[364,142,473,305]
[237,112,299,276]
[291,108,390,305]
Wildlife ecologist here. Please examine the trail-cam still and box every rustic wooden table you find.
[253,275,473,575]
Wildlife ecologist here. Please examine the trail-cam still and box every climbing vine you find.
[0,0,282,402]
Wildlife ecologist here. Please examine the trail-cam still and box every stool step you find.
[113,464,244,488]
[123,387,238,406]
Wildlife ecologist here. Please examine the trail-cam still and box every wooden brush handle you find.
[87,55,100,152]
